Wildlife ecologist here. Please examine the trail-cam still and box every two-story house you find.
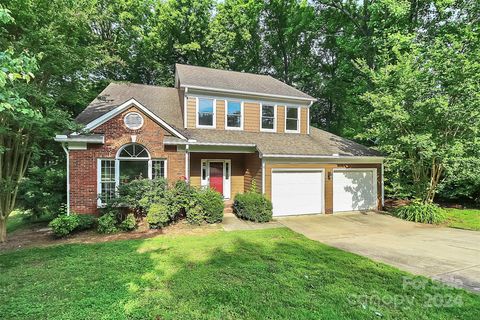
[55,64,384,217]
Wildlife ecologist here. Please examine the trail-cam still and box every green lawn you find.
[444,208,480,231]
[1,228,478,319]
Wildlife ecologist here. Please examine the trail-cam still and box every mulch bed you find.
[0,219,221,252]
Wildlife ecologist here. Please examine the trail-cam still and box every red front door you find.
[209,162,224,195]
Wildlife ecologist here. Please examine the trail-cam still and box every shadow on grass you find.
[1,228,479,319]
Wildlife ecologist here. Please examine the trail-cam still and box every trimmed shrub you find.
[49,215,80,237]
[196,188,224,223]
[97,213,118,234]
[119,213,137,231]
[186,204,205,225]
[234,192,273,222]
[146,203,171,228]
[395,200,445,224]
[77,214,96,231]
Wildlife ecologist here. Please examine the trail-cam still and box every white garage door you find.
[333,169,377,212]
[271,170,324,216]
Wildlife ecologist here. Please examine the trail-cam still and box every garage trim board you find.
[271,168,325,217]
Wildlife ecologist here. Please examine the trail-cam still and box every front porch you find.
[188,152,262,200]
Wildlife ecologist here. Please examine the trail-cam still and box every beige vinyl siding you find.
[244,102,260,132]
[264,162,382,214]
[301,107,308,134]
[277,106,285,133]
[187,97,196,128]
[216,100,225,130]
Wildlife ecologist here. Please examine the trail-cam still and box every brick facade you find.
[69,105,185,214]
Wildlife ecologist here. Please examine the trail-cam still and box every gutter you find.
[180,84,316,103]
[164,141,256,147]
[54,134,105,144]
[261,154,385,161]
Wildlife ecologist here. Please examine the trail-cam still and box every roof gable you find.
[176,64,315,101]
[84,98,187,140]
[76,83,184,129]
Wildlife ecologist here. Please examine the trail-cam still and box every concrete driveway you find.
[278,212,480,293]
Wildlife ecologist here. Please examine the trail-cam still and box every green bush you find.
[49,215,80,237]
[196,188,224,223]
[18,166,67,219]
[119,213,137,231]
[97,213,118,234]
[146,203,171,228]
[186,204,205,225]
[395,200,445,224]
[77,214,96,231]
[234,192,273,223]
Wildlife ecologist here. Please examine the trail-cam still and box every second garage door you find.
[333,169,377,212]
[271,170,324,216]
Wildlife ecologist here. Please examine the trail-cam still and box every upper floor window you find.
[226,100,243,129]
[261,104,276,132]
[197,98,215,128]
[285,106,299,132]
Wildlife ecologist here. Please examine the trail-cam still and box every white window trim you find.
[285,106,301,133]
[152,159,168,180]
[123,112,144,130]
[259,103,277,132]
[224,99,244,130]
[196,97,216,129]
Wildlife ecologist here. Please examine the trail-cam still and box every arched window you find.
[117,143,150,183]
[97,143,167,205]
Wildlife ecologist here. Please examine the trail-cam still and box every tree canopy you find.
[0,0,479,240]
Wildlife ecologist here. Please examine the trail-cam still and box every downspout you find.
[61,143,70,215]
[381,162,385,208]
[185,144,190,182]
[261,158,266,195]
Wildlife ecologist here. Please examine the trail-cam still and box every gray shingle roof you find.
[164,127,381,157]
[176,64,315,101]
[75,83,184,129]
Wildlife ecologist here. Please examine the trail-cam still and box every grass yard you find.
[443,208,480,231]
[1,228,479,320]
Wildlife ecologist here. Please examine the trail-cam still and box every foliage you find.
[185,204,205,225]
[394,200,445,224]
[77,214,96,231]
[359,28,480,203]
[104,178,168,220]
[119,213,137,231]
[195,187,224,223]
[48,215,80,238]
[146,203,171,229]
[97,213,118,234]
[2,228,479,319]
[234,191,273,223]
[17,166,66,219]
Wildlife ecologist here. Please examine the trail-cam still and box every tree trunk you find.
[0,217,6,243]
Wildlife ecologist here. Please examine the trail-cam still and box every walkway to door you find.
[277,212,480,293]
